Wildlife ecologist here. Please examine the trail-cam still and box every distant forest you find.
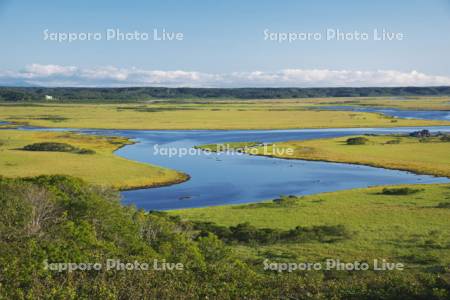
[1,86,450,102]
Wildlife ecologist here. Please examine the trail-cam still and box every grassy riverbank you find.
[241,134,450,177]
[0,130,187,189]
[199,133,450,178]
[173,183,450,270]
[183,133,450,270]
[299,96,450,110]
[1,98,449,130]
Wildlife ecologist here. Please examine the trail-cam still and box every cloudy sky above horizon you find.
[1,64,450,88]
[1,0,449,87]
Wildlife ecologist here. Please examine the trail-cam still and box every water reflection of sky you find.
[115,127,450,210]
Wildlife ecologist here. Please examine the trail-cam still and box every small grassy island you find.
[199,131,450,177]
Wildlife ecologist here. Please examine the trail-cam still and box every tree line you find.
[1,86,450,102]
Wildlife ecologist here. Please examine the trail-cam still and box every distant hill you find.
[1,86,450,102]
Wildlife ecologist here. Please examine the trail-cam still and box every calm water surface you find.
[94,126,450,210]
[10,118,450,210]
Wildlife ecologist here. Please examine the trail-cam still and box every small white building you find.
[45,95,54,100]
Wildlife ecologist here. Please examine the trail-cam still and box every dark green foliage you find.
[285,224,350,243]
[436,202,450,208]
[440,135,450,142]
[23,142,77,152]
[32,115,69,122]
[410,130,431,138]
[76,148,96,154]
[22,142,95,154]
[346,137,369,145]
[1,86,450,102]
[386,139,401,144]
[1,175,449,299]
[381,187,423,195]
[0,89,33,101]
[272,195,298,206]
[193,221,349,244]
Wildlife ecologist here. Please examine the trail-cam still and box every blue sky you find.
[1,0,450,87]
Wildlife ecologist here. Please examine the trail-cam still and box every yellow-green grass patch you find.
[243,135,450,178]
[1,101,449,130]
[0,130,187,190]
[172,184,450,269]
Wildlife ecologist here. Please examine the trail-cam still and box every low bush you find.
[193,221,349,244]
[440,135,450,142]
[436,202,450,208]
[23,142,76,152]
[381,187,423,195]
[386,139,400,144]
[346,137,368,145]
[76,148,96,155]
[272,195,298,206]
[22,142,95,154]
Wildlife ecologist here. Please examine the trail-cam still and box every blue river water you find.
[96,126,450,210]
[4,117,450,210]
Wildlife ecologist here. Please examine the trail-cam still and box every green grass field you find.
[0,130,187,190]
[296,96,450,110]
[1,97,450,130]
[178,133,450,271]
[173,184,450,270]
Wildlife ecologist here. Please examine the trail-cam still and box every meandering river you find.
[5,110,450,210]
[96,126,450,210]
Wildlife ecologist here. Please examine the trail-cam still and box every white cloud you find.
[23,64,78,77]
[0,64,450,87]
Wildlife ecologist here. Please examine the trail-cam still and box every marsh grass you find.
[244,134,450,177]
[173,184,450,270]
[1,99,449,129]
[0,130,188,189]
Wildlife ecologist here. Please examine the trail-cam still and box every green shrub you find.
[440,135,450,142]
[436,202,450,208]
[1,175,449,299]
[193,221,349,244]
[75,148,96,155]
[346,137,369,145]
[381,187,423,195]
[23,142,76,152]
[22,142,95,154]
[272,195,298,206]
[386,139,400,144]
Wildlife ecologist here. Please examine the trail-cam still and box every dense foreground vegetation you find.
[1,175,450,299]
[2,86,450,102]
[0,130,187,189]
